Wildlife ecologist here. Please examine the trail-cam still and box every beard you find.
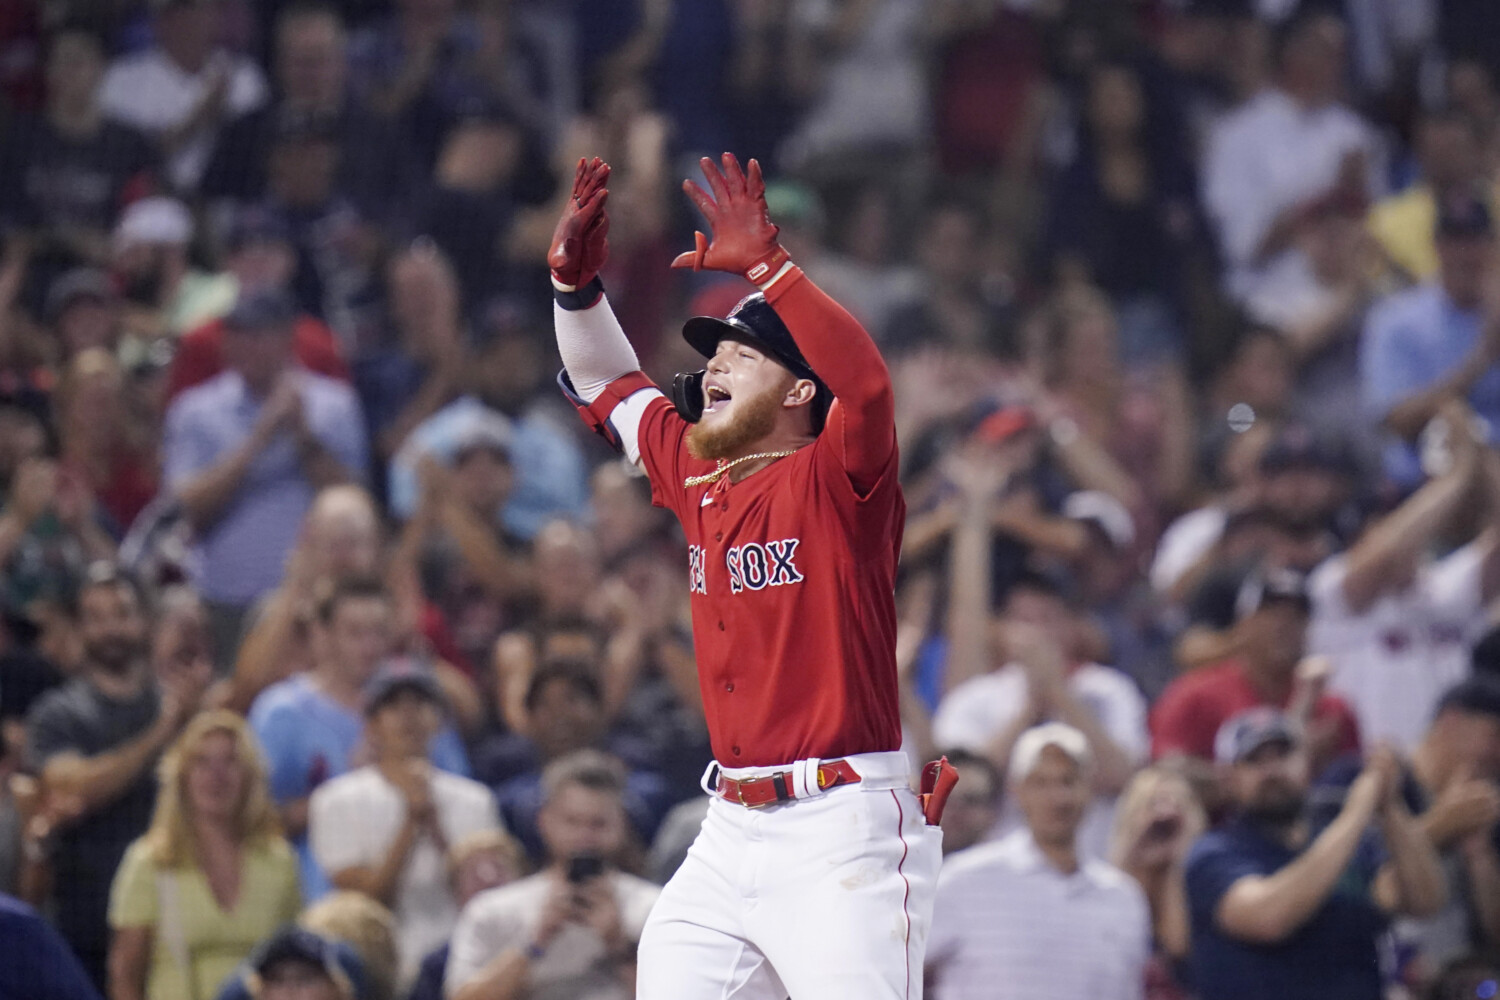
[1242,780,1306,827]
[686,383,783,461]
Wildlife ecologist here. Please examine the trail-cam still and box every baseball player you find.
[547,153,952,999]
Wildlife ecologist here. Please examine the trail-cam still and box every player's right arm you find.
[548,158,686,497]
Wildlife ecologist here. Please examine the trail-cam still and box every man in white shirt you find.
[1202,9,1381,303]
[310,660,502,987]
[926,723,1151,1000]
[1308,403,1500,748]
[933,573,1149,857]
[99,0,267,190]
[445,750,660,1000]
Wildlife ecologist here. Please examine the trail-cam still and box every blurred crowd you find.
[0,0,1499,999]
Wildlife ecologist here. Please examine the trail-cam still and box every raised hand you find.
[548,157,611,289]
[671,153,788,282]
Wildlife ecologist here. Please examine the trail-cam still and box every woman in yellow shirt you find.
[107,710,301,1000]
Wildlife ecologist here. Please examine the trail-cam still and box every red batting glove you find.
[670,153,790,285]
[548,157,611,289]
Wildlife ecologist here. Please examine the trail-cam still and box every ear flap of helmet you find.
[672,370,706,423]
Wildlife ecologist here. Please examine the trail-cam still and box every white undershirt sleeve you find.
[554,294,642,403]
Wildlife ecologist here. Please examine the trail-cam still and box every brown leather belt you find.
[713,759,861,808]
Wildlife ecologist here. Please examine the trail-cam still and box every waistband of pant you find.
[701,750,911,798]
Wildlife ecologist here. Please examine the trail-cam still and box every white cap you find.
[1062,490,1135,550]
[114,197,193,250]
[1008,722,1093,784]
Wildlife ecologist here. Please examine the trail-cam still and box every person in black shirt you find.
[1185,709,1446,1000]
[201,3,410,223]
[22,565,209,989]
[0,27,156,315]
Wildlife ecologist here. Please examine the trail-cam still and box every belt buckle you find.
[739,777,773,809]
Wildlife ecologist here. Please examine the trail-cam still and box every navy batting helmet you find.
[674,292,831,430]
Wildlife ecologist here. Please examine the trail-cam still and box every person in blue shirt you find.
[249,576,469,903]
[0,892,104,1000]
[1185,708,1446,1000]
[1360,193,1500,487]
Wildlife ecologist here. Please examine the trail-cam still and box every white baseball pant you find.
[636,751,943,1000]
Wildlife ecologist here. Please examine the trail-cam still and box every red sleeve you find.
[166,321,225,401]
[293,317,349,382]
[1149,679,1212,760]
[763,267,896,496]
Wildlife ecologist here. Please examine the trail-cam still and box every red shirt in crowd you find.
[1150,658,1362,761]
[586,269,905,768]
[166,314,349,402]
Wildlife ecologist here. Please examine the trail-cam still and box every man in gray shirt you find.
[24,564,209,988]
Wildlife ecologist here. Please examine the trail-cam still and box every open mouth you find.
[703,384,732,414]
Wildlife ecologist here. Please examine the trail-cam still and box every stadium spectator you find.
[309,661,501,986]
[1043,58,1203,365]
[351,244,465,468]
[345,0,487,172]
[1152,568,1361,770]
[0,891,104,1000]
[0,447,119,618]
[405,830,524,1000]
[883,200,1016,358]
[162,288,367,668]
[1202,9,1381,303]
[111,196,237,348]
[214,925,371,1000]
[98,0,268,192]
[936,555,1148,858]
[483,659,669,866]
[1368,109,1490,283]
[55,349,159,535]
[1185,708,1445,1000]
[297,892,396,1000]
[935,749,1002,856]
[23,564,208,988]
[1307,405,1500,748]
[445,750,660,1000]
[926,723,1152,1000]
[248,579,469,902]
[107,711,299,1000]
[202,3,409,218]
[45,268,125,361]
[0,27,155,300]
[1360,192,1500,486]
[1110,766,1206,1000]
[166,209,349,403]
[222,485,383,712]
[1308,677,1500,979]
[252,108,383,354]
[395,431,530,671]
[387,330,589,541]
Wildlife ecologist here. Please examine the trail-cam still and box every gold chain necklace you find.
[683,450,798,488]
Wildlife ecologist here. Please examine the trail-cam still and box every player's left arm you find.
[761,267,894,491]
[673,154,895,494]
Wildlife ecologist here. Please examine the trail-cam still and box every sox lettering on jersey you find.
[723,538,804,594]
[688,545,708,595]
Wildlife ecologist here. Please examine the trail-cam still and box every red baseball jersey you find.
[579,269,905,768]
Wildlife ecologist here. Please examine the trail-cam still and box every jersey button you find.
[715,531,722,541]
[732,746,741,756]
[724,682,734,692]
[720,501,728,511]
[718,621,725,631]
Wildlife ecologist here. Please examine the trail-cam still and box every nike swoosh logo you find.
[701,493,714,507]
